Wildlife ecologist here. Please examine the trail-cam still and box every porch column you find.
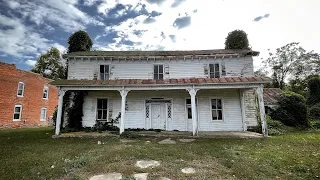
[55,89,66,135]
[187,88,199,136]
[119,89,129,134]
[256,86,268,136]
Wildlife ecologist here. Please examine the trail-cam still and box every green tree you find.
[31,47,65,80]
[225,29,250,49]
[263,42,318,89]
[307,77,320,106]
[67,30,93,53]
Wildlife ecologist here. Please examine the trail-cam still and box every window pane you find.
[187,107,192,119]
[100,65,104,73]
[186,99,191,105]
[102,110,108,119]
[19,83,23,90]
[14,113,20,119]
[215,64,219,71]
[104,65,109,73]
[159,65,163,73]
[100,73,105,80]
[97,99,102,109]
[211,99,217,109]
[215,72,220,78]
[104,74,109,80]
[209,73,215,78]
[212,110,217,120]
[159,74,163,80]
[218,110,223,120]
[217,99,222,109]
[18,90,23,95]
[102,99,108,109]
[154,65,158,74]
[154,74,158,80]
[97,110,102,119]
[15,107,21,113]
[209,64,214,72]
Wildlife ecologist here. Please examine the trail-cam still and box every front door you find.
[151,103,166,130]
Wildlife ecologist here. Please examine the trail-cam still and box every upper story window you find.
[40,108,47,121]
[100,65,109,80]
[211,98,223,121]
[209,63,220,78]
[43,86,49,99]
[13,105,22,121]
[17,82,24,97]
[154,65,164,80]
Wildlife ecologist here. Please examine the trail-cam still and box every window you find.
[97,99,108,120]
[100,65,109,80]
[13,105,22,121]
[43,86,49,99]
[17,82,24,97]
[211,99,223,120]
[209,63,220,78]
[154,65,164,80]
[186,99,197,119]
[40,108,47,121]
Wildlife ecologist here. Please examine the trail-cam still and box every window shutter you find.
[221,62,226,76]
[110,65,115,76]
[204,64,209,78]
[164,65,169,74]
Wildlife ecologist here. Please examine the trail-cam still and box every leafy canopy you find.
[307,77,320,105]
[67,30,93,53]
[225,29,250,49]
[31,47,65,80]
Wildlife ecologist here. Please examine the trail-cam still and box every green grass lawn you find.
[0,128,319,180]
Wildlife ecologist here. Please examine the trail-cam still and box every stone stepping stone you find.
[89,173,122,180]
[133,173,148,180]
[135,160,160,169]
[178,139,195,143]
[120,139,136,143]
[181,167,196,174]
[158,138,176,144]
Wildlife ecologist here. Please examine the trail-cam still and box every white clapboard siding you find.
[67,57,254,80]
[243,89,258,127]
[81,89,245,131]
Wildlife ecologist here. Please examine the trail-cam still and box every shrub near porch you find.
[0,128,319,179]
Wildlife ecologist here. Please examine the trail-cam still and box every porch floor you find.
[54,130,263,139]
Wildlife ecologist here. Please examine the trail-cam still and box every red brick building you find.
[0,62,58,128]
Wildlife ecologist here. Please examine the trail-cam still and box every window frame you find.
[96,98,108,121]
[153,64,164,80]
[13,104,22,121]
[40,107,47,121]
[99,65,110,80]
[209,63,221,78]
[185,98,198,120]
[42,86,49,99]
[210,98,224,121]
[17,82,24,97]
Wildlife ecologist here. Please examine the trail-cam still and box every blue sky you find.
[0,0,320,71]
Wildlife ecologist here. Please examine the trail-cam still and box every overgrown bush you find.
[267,116,285,136]
[92,112,121,132]
[310,121,320,129]
[309,103,320,120]
[271,91,308,127]
[225,29,250,49]
[120,131,139,138]
[307,77,320,106]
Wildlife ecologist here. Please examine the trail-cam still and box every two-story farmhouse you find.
[0,62,58,128]
[52,49,270,136]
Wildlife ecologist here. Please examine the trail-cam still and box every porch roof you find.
[51,76,271,87]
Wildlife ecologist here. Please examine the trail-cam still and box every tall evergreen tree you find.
[67,30,93,53]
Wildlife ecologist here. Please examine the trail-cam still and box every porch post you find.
[119,89,129,134]
[256,85,268,136]
[187,88,199,136]
[55,89,66,135]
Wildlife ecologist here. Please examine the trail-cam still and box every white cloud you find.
[52,43,67,54]
[7,1,20,9]
[25,60,37,66]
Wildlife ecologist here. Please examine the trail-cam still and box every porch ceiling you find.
[50,76,271,87]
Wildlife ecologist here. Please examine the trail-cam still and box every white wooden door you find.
[151,104,166,129]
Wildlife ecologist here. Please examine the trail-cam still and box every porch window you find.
[17,82,24,97]
[211,98,223,120]
[154,65,164,80]
[209,63,220,78]
[43,86,49,99]
[40,108,47,121]
[100,65,109,80]
[186,99,197,119]
[13,105,22,121]
[97,99,108,120]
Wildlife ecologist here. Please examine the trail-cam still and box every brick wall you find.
[0,62,58,128]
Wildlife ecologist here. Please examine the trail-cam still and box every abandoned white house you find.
[51,50,270,136]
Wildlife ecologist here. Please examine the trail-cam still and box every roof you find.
[51,76,271,87]
[263,88,282,105]
[64,49,259,58]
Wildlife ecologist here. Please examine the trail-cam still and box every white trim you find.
[17,82,24,97]
[185,98,198,131]
[209,97,224,122]
[40,107,47,121]
[96,98,109,121]
[99,64,110,80]
[42,86,49,99]
[208,62,221,78]
[239,90,247,130]
[13,104,22,121]
[153,64,164,80]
